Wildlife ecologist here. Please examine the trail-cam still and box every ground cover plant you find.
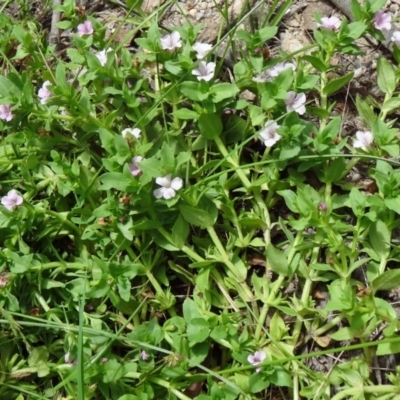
[2,0,400,398]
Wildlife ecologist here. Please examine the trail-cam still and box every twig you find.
[49,0,62,47]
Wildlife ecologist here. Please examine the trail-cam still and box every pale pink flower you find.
[38,81,52,104]
[129,156,143,177]
[353,131,374,151]
[247,350,266,373]
[285,91,306,115]
[373,11,392,31]
[77,20,94,37]
[121,128,141,139]
[259,121,281,148]
[160,31,182,51]
[192,42,213,59]
[141,350,150,360]
[391,31,400,47]
[96,48,112,66]
[154,174,183,199]
[317,16,341,31]
[192,61,216,82]
[0,104,13,121]
[1,190,23,211]
[268,62,296,78]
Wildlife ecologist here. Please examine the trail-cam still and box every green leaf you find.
[323,157,346,184]
[376,341,400,356]
[78,87,91,116]
[329,327,355,341]
[198,113,223,140]
[139,157,163,178]
[302,55,327,72]
[258,26,278,42]
[381,97,400,114]
[266,244,289,276]
[372,269,400,291]
[377,57,396,95]
[355,94,376,128]
[176,151,191,167]
[98,128,115,154]
[28,346,50,378]
[323,72,354,95]
[369,220,390,259]
[351,0,363,19]
[182,298,202,323]
[249,374,270,393]
[187,318,210,345]
[385,197,400,213]
[55,62,68,89]
[180,82,209,101]
[0,76,21,97]
[99,172,130,191]
[117,218,134,241]
[189,342,210,367]
[160,142,175,169]
[56,20,73,29]
[172,215,189,249]
[349,187,366,217]
[102,360,126,383]
[211,83,240,103]
[179,204,215,228]
[174,108,199,120]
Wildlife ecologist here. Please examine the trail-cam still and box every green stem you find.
[254,232,302,340]
[214,136,271,246]
[34,262,87,271]
[207,227,244,282]
[314,313,345,337]
[34,208,81,236]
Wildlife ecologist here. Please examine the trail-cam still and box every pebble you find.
[196,12,204,20]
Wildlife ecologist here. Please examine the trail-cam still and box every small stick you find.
[49,0,62,47]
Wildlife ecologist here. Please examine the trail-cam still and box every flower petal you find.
[156,175,172,187]
[153,188,164,199]
[162,188,176,199]
[170,177,183,191]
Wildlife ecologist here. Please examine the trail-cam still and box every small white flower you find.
[38,81,53,104]
[317,16,341,31]
[259,121,282,148]
[154,174,183,200]
[192,61,216,82]
[0,104,13,121]
[373,11,392,31]
[268,62,296,78]
[141,350,150,360]
[247,350,266,373]
[285,91,306,115]
[192,42,213,59]
[96,48,112,66]
[353,131,374,151]
[391,31,400,47]
[253,62,295,83]
[77,20,94,36]
[129,156,144,177]
[1,189,23,211]
[121,128,141,139]
[160,31,182,51]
